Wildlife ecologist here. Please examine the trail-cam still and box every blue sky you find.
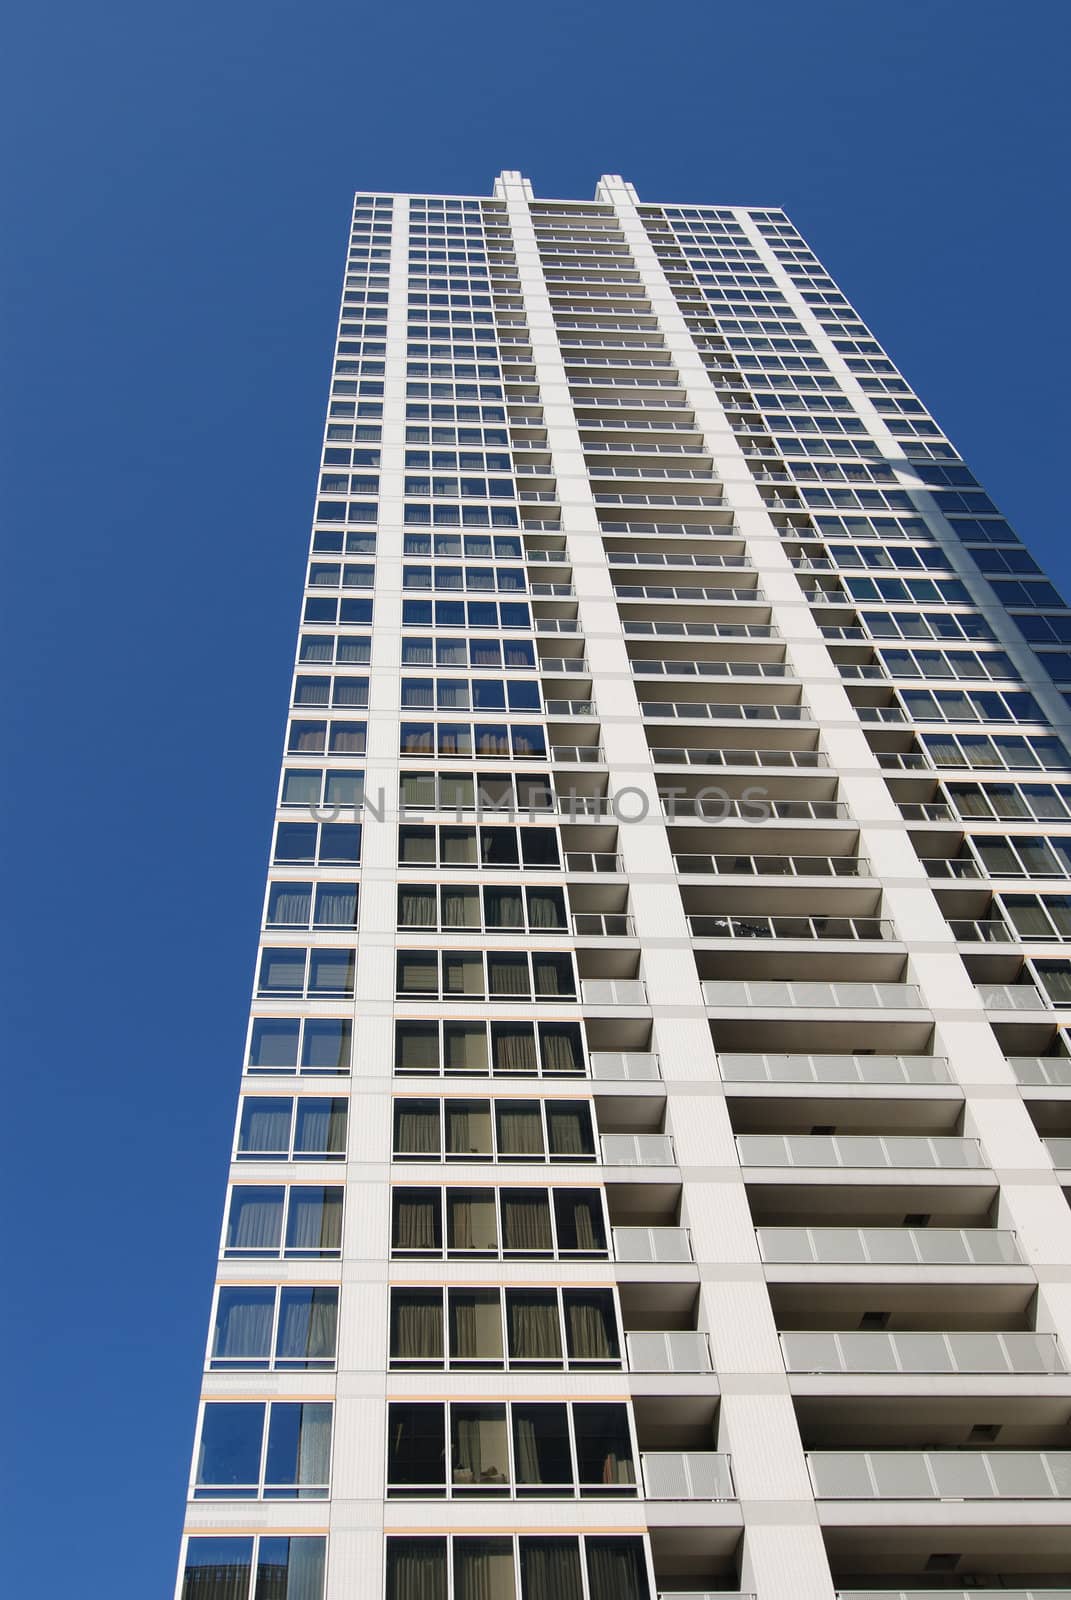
[2,1,1069,1591]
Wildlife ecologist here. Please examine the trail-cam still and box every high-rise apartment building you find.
[174,173,1071,1600]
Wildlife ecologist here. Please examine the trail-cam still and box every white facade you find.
[175,175,1071,1600]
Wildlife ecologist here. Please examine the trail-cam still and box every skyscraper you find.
[175,172,1071,1599]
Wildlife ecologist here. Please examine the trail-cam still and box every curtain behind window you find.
[215,1295,274,1361]
[228,1190,283,1251]
[519,1540,581,1600]
[295,1403,332,1489]
[278,1290,338,1365]
[586,1539,649,1600]
[501,1193,552,1252]
[394,1194,439,1251]
[393,1296,443,1362]
[386,1541,446,1600]
[507,1294,561,1362]
[492,1026,537,1074]
[454,1539,515,1600]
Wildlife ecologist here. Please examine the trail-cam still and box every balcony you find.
[573,913,636,937]
[690,914,894,943]
[782,1330,1064,1375]
[623,619,776,639]
[613,1226,693,1263]
[640,700,807,722]
[653,746,827,770]
[601,1133,676,1166]
[737,1134,986,1170]
[677,853,866,878]
[809,1449,1071,1499]
[1010,1056,1071,1087]
[633,658,789,680]
[641,1452,735,1500]
[757,1226,1021,1267]
[722,1054,951,1086]
[564,851,623,874]
[703,980,924,1010]
[668,796,850,821]
[951,918,1015,944]
[837,1592,1071,1600]
[589,1051,661,1080]
[979,982,1049,1012]
[581,979,649,1006]
[1046,1138,1071,1168]
[627,1331,712,1372]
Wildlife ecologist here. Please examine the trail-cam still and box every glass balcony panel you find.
[809,1452,877,1498]
[929,1452,994,1498]
[1047,1138,1071,1168]
[589,1052,661,1080]
[838,1332,903,1372]
[612,1226,691,1263]
[1011,1056,1071,1086]
[781,1332,841,1371]
[640,1451,734,1500]
[601,1133,675,1166]
[626,1331,711,1372]
[870,1453,936,1497]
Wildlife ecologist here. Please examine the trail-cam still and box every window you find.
[210,1286,338,1370]
[395,950,576,1002]
[236,1096,348,1160]
[389,1285,619,1370]
[392,1096,594,1162]
[181,1535,326,1600]
[279,769,364,811]
[393,1020,583,1077]
[193,1401,332,1498]
[246,1016,353,1075]
[257,948,355,998]
[384,1534,651,1600]
[390,1185,606,1259]
[272,821,362,864]
[400,721,546,760]
[385,1400,634,1498]
[223,1185,343,1258]
[398,885,566,933]
[265,883,359,929]
[398,825,559,870]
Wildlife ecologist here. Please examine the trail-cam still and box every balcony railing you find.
[640,700,807,721]
[1009,1056,1071,1087]
[652,746,827,769]
[722,1053,951,1086]
[601,1133,676,1166]
[837,1591,1071,1600]
[610,550,746,569]
[633,658,789,679]
[703,980,923,1010]
[737,1134,986,1170]
[920,855,982,877]
[951,918,1015,943]
[589,1051,661,1081]
[676,853,866,877]
[627,1331,712,1372]
[550,745,605,764]
[613,1226,692,1263]
[782,1330,1063,1375]
[543,699,595,716]
[564,852,623,874]
[979,982,1048,1011]
[667,797,850,821]
[641,1452,735,1500]
[580,979,648,1006]
[690,914,894,942]
[809,1449,1071,1500]
[622,620,777,639]
[757,1226,1021,1267]
[573,913,636,937]
[1046,1138,1071,1168]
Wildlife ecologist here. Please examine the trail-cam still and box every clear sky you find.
[2,1,1069,1591]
